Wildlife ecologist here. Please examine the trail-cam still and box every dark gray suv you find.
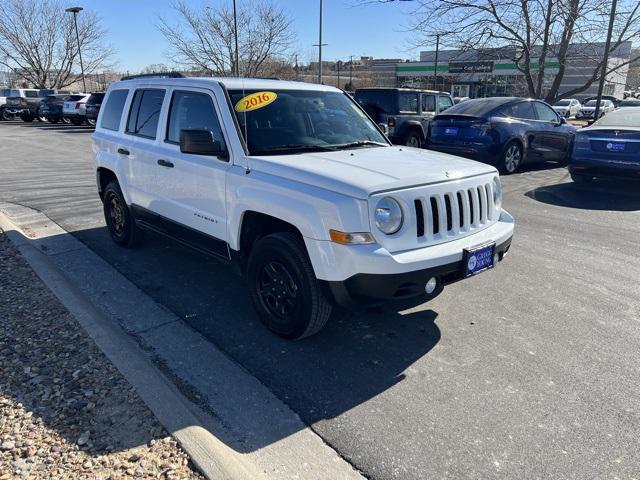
[355,88,454,147]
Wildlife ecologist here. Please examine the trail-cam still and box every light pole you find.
[233,0,239,77]
[313,0,328,84]
[433,33,440,90]
[594,0,618,120]
[65,6,86,92]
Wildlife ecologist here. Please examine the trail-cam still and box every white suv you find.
[92,74,514,339]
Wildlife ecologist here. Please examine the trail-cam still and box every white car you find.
[92,75,515,339]
[552,98,581,118]
[576,99,615,120]
[63,93,90,125]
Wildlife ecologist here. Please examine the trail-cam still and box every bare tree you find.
[0,0,115,89]
[374,0,640,103]
[157,0,297,78]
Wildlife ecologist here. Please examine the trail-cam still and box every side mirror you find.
[559,117,567,124]
[180,129,227,158]
[378,123,389,135]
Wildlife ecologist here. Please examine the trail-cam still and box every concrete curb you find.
[0,202,365,480]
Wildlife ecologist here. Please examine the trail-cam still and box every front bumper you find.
[5,108,29,116]
[325,236,512,307]
[306,210,515,305]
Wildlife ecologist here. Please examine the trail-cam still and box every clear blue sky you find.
[81,0,424,71]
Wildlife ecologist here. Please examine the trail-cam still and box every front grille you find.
[414,182,494,239]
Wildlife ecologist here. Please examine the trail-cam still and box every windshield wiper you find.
[331,140,388,150]
[251,144,338,155]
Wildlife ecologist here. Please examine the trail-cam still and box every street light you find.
[65,6,86,92]
[313,0,328,84]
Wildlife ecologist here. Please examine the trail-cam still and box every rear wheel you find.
[571,172,593,184]
[103,181,145,247]
[2,110,13,121]
[87,118,96,126]
[247,232,332,339]
[62,116,71,124]
[499,141,522,174]
[404,130,423,148]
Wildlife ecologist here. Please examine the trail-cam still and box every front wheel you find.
[2,109,14,121]
[87,118,96,126]
[102,181,145,247]
[247,232,332,339]
[499,141,523,174]
[62,116,71,124]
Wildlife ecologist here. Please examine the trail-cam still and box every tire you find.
[2,108,14,121]
[571,172,593,184]
[62,117,71,124]
[404,130,423,148]
[247,232,332,339]
[499,141,523,174]
[102,181,145,248]
[87,118,96,127]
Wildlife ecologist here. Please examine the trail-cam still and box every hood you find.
[248,146,496,199]
[581,106,597,111]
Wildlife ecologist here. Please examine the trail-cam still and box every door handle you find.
[117,148,130,156]
[157,159,174,168]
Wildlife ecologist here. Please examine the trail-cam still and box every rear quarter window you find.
[398,93,418,113]
[25,91,39,98]
[100,89,129,131]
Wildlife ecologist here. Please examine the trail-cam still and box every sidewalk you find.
[0,230,203,479]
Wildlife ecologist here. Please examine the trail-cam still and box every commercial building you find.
[396,42,632,99]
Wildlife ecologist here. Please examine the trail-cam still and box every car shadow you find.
[525,178,640,211]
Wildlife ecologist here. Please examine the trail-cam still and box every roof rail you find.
[120,72,185,81]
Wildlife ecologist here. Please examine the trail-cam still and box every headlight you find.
[374,197,403,234]
[492,176,502,210]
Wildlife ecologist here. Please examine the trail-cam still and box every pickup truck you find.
[92,74,514,339]
[4,89,53,122]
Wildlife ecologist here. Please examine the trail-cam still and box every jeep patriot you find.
[92,74,514,339]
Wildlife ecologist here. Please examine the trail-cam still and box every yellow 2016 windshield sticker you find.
[235,91,278,112]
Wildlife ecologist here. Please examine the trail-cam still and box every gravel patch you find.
[0,231,203,479]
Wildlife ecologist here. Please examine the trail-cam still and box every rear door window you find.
[100,89,129,131]
[355,90,396,119]
[502,101,536,120]
[421,94,435,113]
[398,93,418,113]
[25,91,38,98]
[126,89,165,139]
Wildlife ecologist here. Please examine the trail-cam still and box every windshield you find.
[584,100,603,107]
[593,109,640,127]
[228,89,388,156]
[555,100,571,106]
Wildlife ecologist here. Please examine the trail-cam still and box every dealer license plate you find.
[463,243,495,277]
[606,142,625,152]
[444,127,459,136]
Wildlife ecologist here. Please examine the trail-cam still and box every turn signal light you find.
[329,230,375,245]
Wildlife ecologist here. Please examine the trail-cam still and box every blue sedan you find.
[569,108,640,183]
[427,97,577,174]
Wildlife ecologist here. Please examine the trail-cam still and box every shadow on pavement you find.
[70,225,442,450]
[525,179,640,211]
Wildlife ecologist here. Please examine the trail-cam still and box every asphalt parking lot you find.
[1,120,639,479]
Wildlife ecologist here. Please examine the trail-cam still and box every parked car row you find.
[0,88,103,125]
